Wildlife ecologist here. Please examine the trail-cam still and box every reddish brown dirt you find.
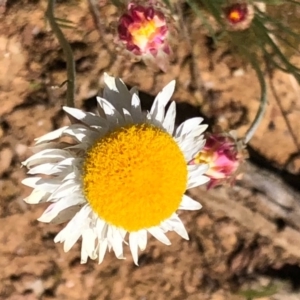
[1,1,300,300]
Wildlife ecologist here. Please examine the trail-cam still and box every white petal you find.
[48,179,81,200]
[35,127,68,145]
[119,228,127,240]
[81,228,97,263]
[22,177,61,192]
[179,195,202,210]
[167,214,189,240]
[28,163,71,176]
[150,81,175,123]
[175,117,204,138]
[98,240,108,264]
[22,177,41,188]
[188,163,208,177]
[111,227,125,259]
[151,103,165,124]
[104,73,119,91]
[23,149,72,168]
[96,97,124,125]
[30,142,70,154]
[188,164,210,188]
[54,224,67,243]
[162,101,176,134]
[123,108,133,123]
[131,94,143,122]
[103,73,132,114]
[186,140,206,161]
[176,130,206,152]
[188,125,208,139]
[38,196,85,223]
[129,232,139,265]
[100,223,108,240]
[148,227,171,245]
[24,189,50,204]
[188,175,210,189]
[58,157,82,167]
[80,240,88,264]
[150,80,175,115]
[63,232,82,253]
[95,217,106,239]
[50,205,83,224]
[138,229,147,251]
[54,205,92,252]
[177,130,205,150]
[63,106,107,128]
[179,139,206,163]
[178,137,197,153]
[160,219,173,232]
[63,124,99,144]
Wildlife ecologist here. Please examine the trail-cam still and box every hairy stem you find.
[46,0,76,108]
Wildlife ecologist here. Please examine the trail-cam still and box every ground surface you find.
[1,1,300,300]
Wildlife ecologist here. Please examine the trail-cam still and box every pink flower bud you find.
[223,2,254,31]
[190,132,247,189]
[117,2,172,70]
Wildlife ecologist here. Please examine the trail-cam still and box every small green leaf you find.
[54,17,75,25]
[238,284,278,299]
[29,81,42,91]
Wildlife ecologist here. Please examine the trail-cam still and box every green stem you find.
[187,0,217,43]
[46,0,76,108]
[244,55,268,144]
[254,18,300,73]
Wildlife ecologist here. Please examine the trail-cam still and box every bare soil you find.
[1,1,300,300]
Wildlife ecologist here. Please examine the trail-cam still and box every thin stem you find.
[46,0,76,108]
[176,1,206,97]
[244,55,268,144]
[254,18,300,73]
[87,0,105,38]
[187,0,217,43]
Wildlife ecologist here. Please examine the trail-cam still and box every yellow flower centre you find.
[82,124,187,232]
[129,20,157,46]
[193,151,214,165]
[229,10,242,22]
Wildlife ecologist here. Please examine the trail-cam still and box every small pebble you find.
[233,68,245,77]
[15,144,28,157]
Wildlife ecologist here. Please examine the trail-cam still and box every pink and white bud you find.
[117,2,172,71]
[222,2,254,31]
[190,132,247,189]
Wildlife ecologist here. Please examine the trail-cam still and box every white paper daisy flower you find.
[22,73,209,265]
